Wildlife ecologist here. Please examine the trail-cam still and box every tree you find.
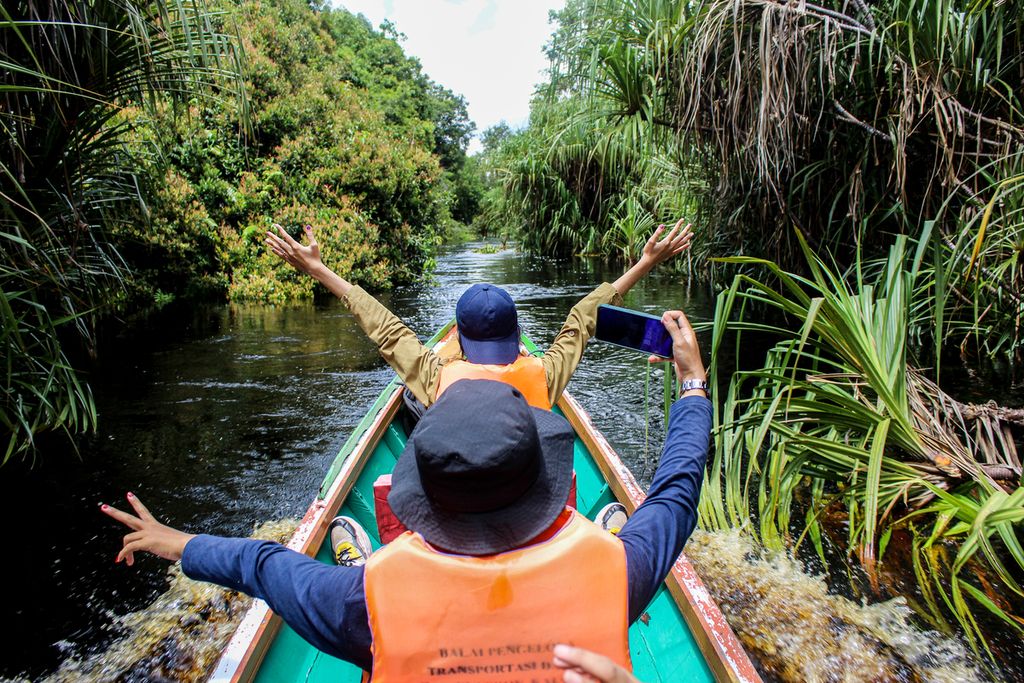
[481,123,513,154]
[424,84,475,171]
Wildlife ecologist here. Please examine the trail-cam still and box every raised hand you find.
[612,218,694,296]
[639,218,693,267]
[553,644,641,683]
[265,222,353,298]
[100,493,194,566]
[266,223,322,275]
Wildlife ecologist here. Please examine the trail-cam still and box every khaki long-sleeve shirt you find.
[341,283,624,407]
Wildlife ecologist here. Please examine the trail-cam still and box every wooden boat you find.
[209,323,762,683]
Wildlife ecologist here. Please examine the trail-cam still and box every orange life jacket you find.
[363,509,630,683]
[435,356,551,410]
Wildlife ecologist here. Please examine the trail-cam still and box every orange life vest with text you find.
[435,356,550,410]
[363,509,630,683]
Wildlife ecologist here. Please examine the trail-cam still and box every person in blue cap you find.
[266,219,692,410]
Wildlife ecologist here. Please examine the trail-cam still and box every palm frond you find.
[706,233,1024,659]
[0,0,244,460]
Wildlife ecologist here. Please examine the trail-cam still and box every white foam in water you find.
[33,519,298,683]
[685,529,989,683]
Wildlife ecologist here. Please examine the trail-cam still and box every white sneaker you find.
[329,516,372,567]
[595,502,628,535]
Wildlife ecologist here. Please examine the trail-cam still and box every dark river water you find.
[1,242,710,680]
[4,241,1015,683]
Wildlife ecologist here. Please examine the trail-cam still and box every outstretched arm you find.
[266,223,441,404]
[101,493,373,668]
[266,224,353,298]
[618,310,711,621]
[611,219,693,297]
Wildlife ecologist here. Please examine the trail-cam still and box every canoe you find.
[209,323,762,683]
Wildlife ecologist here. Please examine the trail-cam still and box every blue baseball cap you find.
[455,283,520,364]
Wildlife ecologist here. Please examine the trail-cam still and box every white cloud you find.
[335,0,565,152]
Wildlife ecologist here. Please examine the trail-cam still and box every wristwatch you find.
[679,378,709,396]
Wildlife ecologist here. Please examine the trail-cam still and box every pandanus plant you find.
[702,232,1024,660]
[523,0,1023,325]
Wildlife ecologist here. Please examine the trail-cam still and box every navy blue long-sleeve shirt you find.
[182,395,712,672]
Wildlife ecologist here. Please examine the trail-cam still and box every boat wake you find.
[685,530,988,683]
[35,519,298,683]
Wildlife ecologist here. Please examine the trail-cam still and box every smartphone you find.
[595,305,673,358]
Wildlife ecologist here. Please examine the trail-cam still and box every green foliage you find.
[489,99,703,264]
[497,0,1024,348]
[129,0,471,305]
[1,0,478,459]
[423,83,475,172]
[0,0,243,460]
[703,235,1024,661]
[941,158,1024,355]
[469,123,517,238]
[113,108,229,309]
[0,287,98,465]
[450,156,486,226]
[484,0,705,262]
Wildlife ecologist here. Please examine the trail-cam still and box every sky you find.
[335,0,565,153]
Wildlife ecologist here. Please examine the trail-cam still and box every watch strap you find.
[679,378,708,395]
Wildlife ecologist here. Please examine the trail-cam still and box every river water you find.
[0,242,997,682]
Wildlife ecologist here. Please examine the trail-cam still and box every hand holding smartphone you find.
[595,305,673,358]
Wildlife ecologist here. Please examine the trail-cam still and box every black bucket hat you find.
[388,379,575,555]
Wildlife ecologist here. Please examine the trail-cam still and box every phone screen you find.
[595,305,673,358]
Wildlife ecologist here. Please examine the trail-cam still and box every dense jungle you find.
[3,0,1024,681]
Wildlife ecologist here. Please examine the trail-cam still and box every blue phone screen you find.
[595,306,673,357]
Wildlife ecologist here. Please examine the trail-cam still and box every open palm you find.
[267,224,322,274]
[641,218,692,266]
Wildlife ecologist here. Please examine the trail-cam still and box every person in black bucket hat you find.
[265,218,694,413]
[388,379,575,554]
[101,308,713,683]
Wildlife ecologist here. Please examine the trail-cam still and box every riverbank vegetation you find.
[2,0,477,460]
[704,236,1024,661]
[485,0,1024,671]
[1,0,243,462]
[490,0,1023,348]
[6,0,1024,676]
[121,0,475,306]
